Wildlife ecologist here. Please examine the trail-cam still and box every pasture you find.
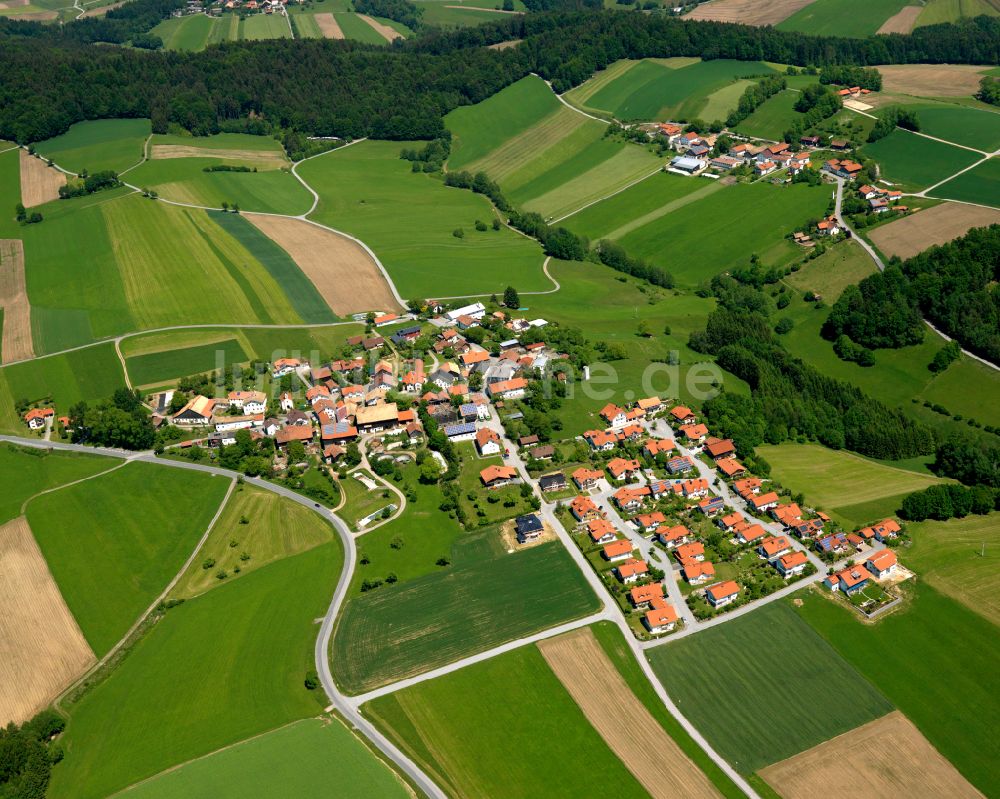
[34,118,151,174]
[647,601,893,774]
[241,12,292,40]
[299,140,547,298]
[364,644,650,799]
[172,484,334,599]
[26,461,231,655]
[333,10,393,42]
[796,583,1000,796]
[867,200,1000,259]
[861,129,979,190]
[756,443,946,528]
[0,148,20,239]
[906,512,1000,626]
[783,239,876,298]
[411,0,520,27]
[777,0,913,36]
[150,13,228,50]
[897,105,1000,151]
[116,717,412,799]
[916,0,1000,26]
[332,534,600,694]
[126,337,248,387]
[935,156,1000,207]
[49,543,342,799]
[734,90,801,141]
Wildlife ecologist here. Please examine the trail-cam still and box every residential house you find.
[717,458,746,478]
[657,524,691,548]
[683,560,716,585]
[665,456,695,475]
[391,325,422,345]
[675,541,705,564]
[633,511,666,534]
[572,467,604,491]
[771,503,803,528]
[670,405,696,425]
[274,425,314,448]
[539,472,568,493]
[24,408,54,429]
[635,396,663,415]
[871,518,901,542]
[679,423,709,444]
[816,532,849,555]
[800,135,820,147]
[600,403,628,428]
[227,390,267,415]
[866,549,898,579]
[824,565,869,595]
[643,438,676,460]
[823,158,863,179]
[630,582,665,609]
[570,495,601,523]
[515,514,544,544]
[616,558,649,584]
[486,377,528,400]
[644,604,679,634]
[748,491,780,512]
[584,429,620,452]
[373,312,399,327]
[758,536,793,560]
[705,580,740,608]
[705,438,736,461]
[475,427,502,456]
[788,153,811,175]
[480,465,518,489]
[717,512,743,532]
[608,457,642,482]
[775,550,809,578]
[613,486,649,513]
[735,523,767,545]
[698,495,726,516]
[271,357,301,378]
[754,160,777,177]
[529,445,555,461]
[675,478,709,499]
[603,539,635,562]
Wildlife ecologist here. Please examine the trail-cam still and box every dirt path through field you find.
[443,4,520,11]
[314,12,344,38]
[150,144,287,166]
[876,5,921,33]
[357,13,402,40]
[760,711,984,798]
[244,214,401,315]
[869,202,1000,261]
[0,239,34,364]
[538,628,723,799]
[80,0,127,16]
[0,516,96,725]
[19,149,65,207]
[685,0,814,25]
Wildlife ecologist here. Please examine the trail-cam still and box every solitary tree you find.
[503,286,520,309]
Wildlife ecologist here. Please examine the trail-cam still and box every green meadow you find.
[0,443,113,524]
[734,90,802,141]
[151,13,231,50]
[34,118,151,174]
[411,0,520,26]
[365,644,650,799]
[934,156,1000,207]
[332,534,600,694]
[126,338,248,388]
[333,11,390,42]
[241,12,292,40]
[896,104,1000,152]
[0,147,21,238]
[299,140,547,298]
[777,0,913,36]
[26,461,231,655]
[50,542,342,799]
[796,583,1000,796]
[115,718,411,799]
[916,0,1000,26]
[861,129,979,191]
[648,601,893,774]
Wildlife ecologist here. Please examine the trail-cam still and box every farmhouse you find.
[172,395,216,425]
[705,581,740,608]
[823,158,863,179]
[487,377,528,400]
[644,604,679,634]
[24,408,54,429]
[616,558,649,583]
[775,550,808,578]
[214,414,263,432]
[356,403,399,433]
[515,514,544,544]
[587,518,618,545]
[475,427,502,456]
[683,560,716,585]
[572,467,604,490]
[272,357,301,378]
[445,302,486,322]
[603,539,634,562]
[227,390,267,414]
[671,155,706,174]
[480,465,518,489]
[866,549,898,579]
[275,425,314,447]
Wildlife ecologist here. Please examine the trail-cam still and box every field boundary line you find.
[603,178,724,241]
[915,154,996,196]
[431,256,559,301]
[845,107,991,155]
[551,166,664,224]
[18,458,127,516]
[532,73,611,125]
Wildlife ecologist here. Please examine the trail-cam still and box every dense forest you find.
[823,266,925,349]
[0,6,998,142]
[0,710,65,799]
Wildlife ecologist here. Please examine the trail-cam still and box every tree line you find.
[0,710,65,799]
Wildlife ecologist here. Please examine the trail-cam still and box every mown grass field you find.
[116,717,411,799]
[934,156,1000,207]
[412,0,520,26]
[332,534,600,694]
[796,583,1000,796]
[861,129,980,190]
[701,79,755,125]
[26,461,231,656]
[333,10,391,42]
[0,147,21,239]
[300,140,547,298]
[905,512,1000,627]
[34,118,151,174]
[49,542,342,799]
[365,644,651,799]
[916,0,1000,27]
[340,469,396,530]
[126,337,248,387]
[648,601,893,774]
[151,13,229,50]
[734,90,802,141]
[0,443,112,524]
[757,442,947,528]
[241,12,292,39]
[777,0,913,36]
[895,104,1000,151]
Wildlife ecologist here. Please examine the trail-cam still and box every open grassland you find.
[756,443,947,528]
[777,0,912,35]
[34,118,150,174]
[700,78,755,123]
[906,513,1000,627]
[761,711,984,799]
[19,149,64,207]
[685,0,816,25]
[411,0,520,26]
[300,140,547,298]
[26,462,231,656]
[115,717,411,799]
[783,239,876,298]
[332,10,390,42]
[619,182,829,286]
[648,601,893,774]
[0,238,33,363]
[332,534,600,694]
[151,13,222,50]
[0,148,21,239]
[240,11,291,39]
[916,0,1000,26]
[50,543,342,799]
[0,515,95,726]
[365,644,650,799]
[734,89,801,141]
[0,443,113,524]
[935,157,1000,208]
[243,213,399,315]
[126,338,247,387]
[861,129,979,191]
[895,105,1000,151]
[867,201,1000,259]
[539,628,724,799]
[563,59,641,111]
[877,64,993,98]
[796,583,1000,796]
[172,484,333,599]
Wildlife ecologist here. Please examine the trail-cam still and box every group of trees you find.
[899,482,998,521]
[781,82,842,141]
[867,105,920,142]
[400,132,450,172]
[0,710,65,799]
[57,169,120,199]
[977,75,1000,105]
[68,387,155,450]
[818,64,882,90]
[823,266,925,350]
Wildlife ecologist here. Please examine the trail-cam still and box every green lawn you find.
[757,442,947,528]
[240,11,291,39]
[456,441,534,524]
[796,583,1000,796]
[26,461,232,655]
[783,239,877,299]
[114,717,411,799]
[734,90,802,141]
[777,0,913,36]
[299,140,547,298]
[49,542,342,799]
[34,118,151,175]
[905,512,1000,627]
[332,533,600,694]
[340,469,396,530]
[861,129,980,191]
[364,644,650,799]
[0,442,113,524]
[934,156,1000,207]
[125,338,248,387]
[648,601,893,774]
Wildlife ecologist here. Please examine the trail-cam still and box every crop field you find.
[411,0,519,27]
[0,148,20,239]
[906,513,1000,626]
[0,515,95,726]
[867,200,1000,259]
[0,443,113,524]
[126,337,246,388]
[760,711,983,799]
[734,89,801,140]
[647,601,893,774]
[151,13,228,50]
[117,717,412,799]
[0,238,33,363]
[150,132,287,162]
[916,0,1000,26]
[935,156,1000,207]
[365,644,650,799]
[861,129,979,190]
[777,0,913,36]
[299,140,547,298]
[876,4,922,31]
[26,461,231,656]
[700,78,755,123]
[333,10,394,42]
[49,543,342,799]
[685,0,816,25]
[894,105,1000,151]
[19,149,65,207]
[332,535,600,694]
[34,118,151,174]
[241,12,292,40]
[757,443,946,528]
[877,64,994,98]
[796,583,1000,796]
